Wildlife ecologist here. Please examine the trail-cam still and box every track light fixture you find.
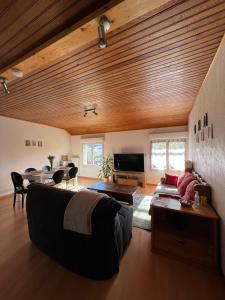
[83,107,98,117]
[98,16,111,49]
[0,77,10,94]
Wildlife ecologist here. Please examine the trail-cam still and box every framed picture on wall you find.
[194,124,197,134]
[201,130,204,141]
[205,113,208,127]
[196,132,199,143]
[25,140,31,146]
[203,113,208,127]
[38,140,43,147]
[198,120,201,131]
[32,140,36,146]
[208,124,213,139]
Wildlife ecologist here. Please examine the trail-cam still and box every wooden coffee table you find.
[87,182,137,205]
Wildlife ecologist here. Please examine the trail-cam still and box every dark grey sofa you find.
[26,183,133,280]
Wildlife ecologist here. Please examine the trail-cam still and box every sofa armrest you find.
[117,200,131,207]
[157,193,181,200]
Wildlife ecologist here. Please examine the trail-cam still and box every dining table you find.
[22,166,71,184]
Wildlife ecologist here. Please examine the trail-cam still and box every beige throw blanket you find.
[63,189,109,235]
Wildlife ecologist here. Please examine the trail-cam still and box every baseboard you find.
[0,193,13,200]
[78,176,99,180]
[78,176,156,186]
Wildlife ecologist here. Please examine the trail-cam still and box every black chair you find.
[48,170,64,186]
[11,172,28,208]
[63,167,78,187]
[67,162,75,168]
[24,168,37,183]
[42,165,51,172]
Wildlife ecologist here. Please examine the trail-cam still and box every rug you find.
[132,193,152,231]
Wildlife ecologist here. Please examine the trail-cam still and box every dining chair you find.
[67,162,75,168]
[48,170,64,186]
[63,167,78,188]
[25,167,37,173]
[42,165,51,172]
[24,167,37,183]
[11,172,28,208]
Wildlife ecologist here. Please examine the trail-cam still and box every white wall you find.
[0,116,71,196]
[0,116,187,195]
[188,36,225,274]
[71,126,188,184]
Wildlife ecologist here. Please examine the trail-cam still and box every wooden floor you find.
[0,178,224,300]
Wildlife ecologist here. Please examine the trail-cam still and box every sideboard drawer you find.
[153,231,215,267]
[151,197,219,270]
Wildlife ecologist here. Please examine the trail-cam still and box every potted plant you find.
[98,155,113,182]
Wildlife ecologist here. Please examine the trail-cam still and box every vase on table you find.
[47,155,55,170]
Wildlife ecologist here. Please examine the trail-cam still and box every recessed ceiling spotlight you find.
[98,16,111,49]
[0,77,10,94]
[11,68,23,78]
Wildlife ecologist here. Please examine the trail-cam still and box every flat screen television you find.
[114,153,144,172]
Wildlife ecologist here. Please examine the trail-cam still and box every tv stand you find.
[112,170,146,187]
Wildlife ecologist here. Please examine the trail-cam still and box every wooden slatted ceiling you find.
[0,0,225,135]
[1,0,169,80]
[0,0,121,72]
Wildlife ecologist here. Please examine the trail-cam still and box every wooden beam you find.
[1,0,171,82]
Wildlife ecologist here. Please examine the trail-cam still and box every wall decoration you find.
[201,130,204,141]
[196,132,199,143]
[47,155,55,170]
[204,128,208,141]
[205,113,208,127]
[203,113,208,127]
[62,155,68,161]
[194,124,197,134]
[198,120,201,131]
[38,140,43,147]
[208,124,213,139]
[32,140,36,146]
[25,140,31,146]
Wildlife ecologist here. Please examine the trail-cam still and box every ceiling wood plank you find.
[5,53,215,103]
[10,28,224,92]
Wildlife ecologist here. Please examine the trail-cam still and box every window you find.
[168,140,186,171]
[151,141,167,170]
[150,139,186,171]
[83,143,103,166]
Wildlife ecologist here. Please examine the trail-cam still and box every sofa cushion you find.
[177,173,186,187]
[155,183,180,196]
[177,171,193,187]
[178,173,196,197]
[182,180,198,202]
[164,173,178,186]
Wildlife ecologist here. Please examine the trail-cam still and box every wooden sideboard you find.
[150,197,219,270]
[112,170,146,187]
